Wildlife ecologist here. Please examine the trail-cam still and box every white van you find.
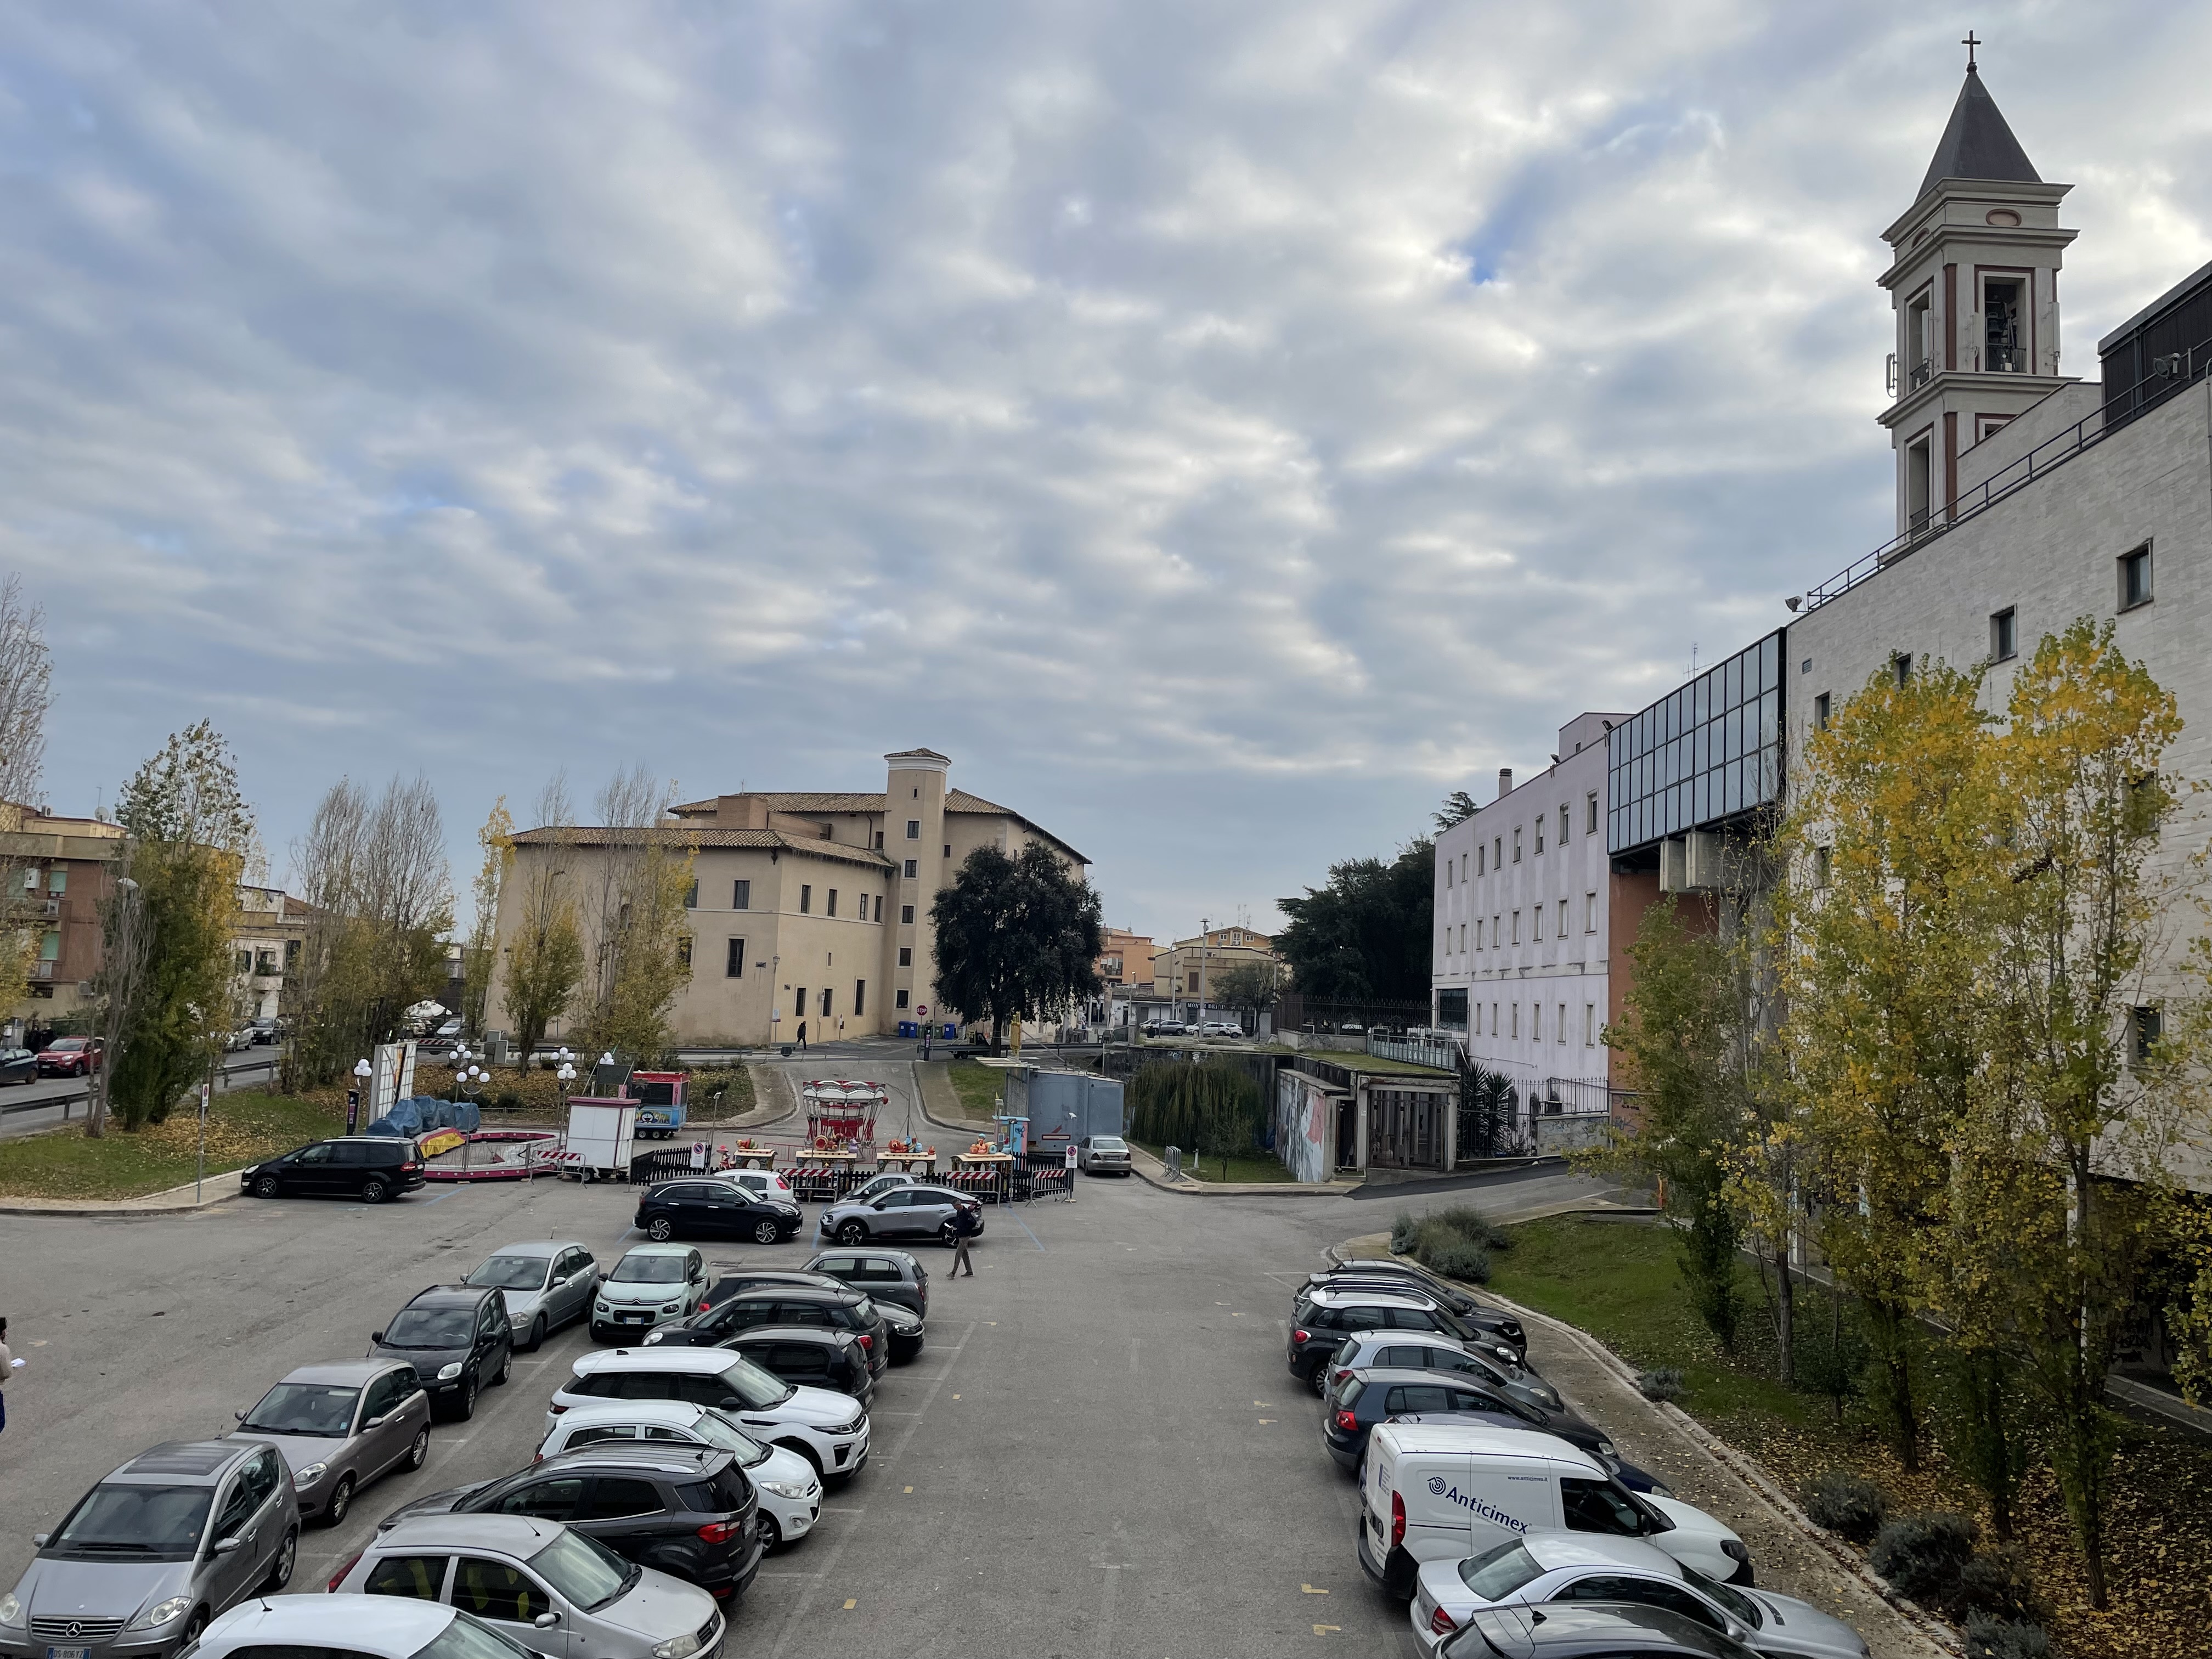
[1357,1424,1752,1598]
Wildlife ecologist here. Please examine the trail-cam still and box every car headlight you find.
[437,1362,464,1381]
[1596,1440,1616,1458]
[828,1417,864,1436]
[128,1597,193,1632]
[294,1462,328,1486]
[651,1633,704,1659]
[0,1592,22,1628]
[644,1330,667,1344]
[758,1480,813,1501]
[1720,1539,1752,1565]
[595,1299,611,1313]
[661,1302,681,1315]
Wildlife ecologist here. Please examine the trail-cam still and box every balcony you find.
[29,961,53,980]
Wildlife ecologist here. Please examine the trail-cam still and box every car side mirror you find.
[371,1330,385,1345]
[213,1536,244,1556]
[533,1613,560,1629]
[550,1274,569,1288]
[364,1414,387,1429]
[31,1533,49,1548]
[234,1408,247,1421]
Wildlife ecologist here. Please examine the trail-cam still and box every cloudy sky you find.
[5,1,2209,943]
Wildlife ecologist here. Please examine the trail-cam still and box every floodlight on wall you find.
[1785,596,1802,612]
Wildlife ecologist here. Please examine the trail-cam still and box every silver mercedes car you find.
[227,1361,432,1526]
[0,1441,299,1659]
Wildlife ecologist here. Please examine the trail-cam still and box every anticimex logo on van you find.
[1425,1476,1528,1532]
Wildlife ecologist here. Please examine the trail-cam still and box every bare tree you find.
[0,576,53,994]
[501,775,585,1056]
[573,766,695,1062]
[86,873,150,1138]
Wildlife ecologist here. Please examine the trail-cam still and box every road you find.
[0,1049,283,1140]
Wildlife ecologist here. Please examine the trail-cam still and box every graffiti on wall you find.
[1273,1071,1331,1183]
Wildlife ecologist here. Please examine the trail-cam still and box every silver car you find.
[465,1242,602,1351]
[1075,1135,1132,1175]
[1,1441,300,1657]
[816,1184,983,1247]
[335,1513,721,1659]
[228,1361,432,1526]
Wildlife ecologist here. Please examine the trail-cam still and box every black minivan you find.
[242,1136,426,1203]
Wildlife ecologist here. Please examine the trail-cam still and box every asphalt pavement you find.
[0,1138,1621,1658]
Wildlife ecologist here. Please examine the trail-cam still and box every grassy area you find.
[1491,1216,2212,1659]
[1126,1137,1291,1183]
[946,1059,1005,1124]
[1300,1049,1453,1076]
[0,1091,345,1200]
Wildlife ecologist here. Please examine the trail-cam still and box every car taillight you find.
[1430,1605,1458,1635]
[328,1549,364,1592]
[1333,1367,1352,1385]
[856,1333,872,1350]
[549,1402,567,1415]
[400,1163,419,1172]
[1391,1490,1406,1548]
[696,1520,740,1544]
[1293,1328,1311,1345]
[1332,1408,1358,1434]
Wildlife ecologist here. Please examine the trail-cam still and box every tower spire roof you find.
[1918,65,2041,198]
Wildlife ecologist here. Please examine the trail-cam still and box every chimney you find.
[1497,768,1513,802]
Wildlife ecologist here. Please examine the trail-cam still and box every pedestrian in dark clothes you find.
[950,1229,974,1278]
[797,1020,808,1051]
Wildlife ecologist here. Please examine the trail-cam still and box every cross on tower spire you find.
[1961,31,1980,71]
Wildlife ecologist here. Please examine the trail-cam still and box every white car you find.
[536,1400,823,1550]
[591,1243,708,1341]
[551,1346,870,1483]
[332,1514,720,1659]
[841,1171,917,1205]
[1200,1020,1243,1037]
[188,1593,538,1659]
[723,1169,796,1204]
[1410,1533,1868,1659]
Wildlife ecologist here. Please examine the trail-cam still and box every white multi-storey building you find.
[1433,712,1626,1111]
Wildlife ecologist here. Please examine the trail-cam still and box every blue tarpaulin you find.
[365,1096,483,1137]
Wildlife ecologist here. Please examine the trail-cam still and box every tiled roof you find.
[665,787,1017,817]
[509,826,893,870]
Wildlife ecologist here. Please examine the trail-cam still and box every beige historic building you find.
[487,749,1087,1047]
[1154,925,1278,1018]
[1096,927,1155,993]
[0,806,124,1029]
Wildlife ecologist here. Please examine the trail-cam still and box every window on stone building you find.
[683,879,698,909]
[896,988,910,1009]
[1557,899,1567,937]
[854,980,865,1017]
[906,820,921,839]
[1559,805,1570,844]
[1586,793,1598,836]
[901,904,914,924]
[1513,828,1522,862]
[732,879,751,910]
[1585,893,1597,933]
[1990,607,2017,662]
[1511,911,1520,945]
[2120,545,2153,611]
[899,947,912,967]
[676,936,692,969]
[1813,692,1831,730]
[1892,651,1913,687]
[726,938,746,978]
[1534,816,1544,856]
[904,859,918,878]
[799,885,811,914]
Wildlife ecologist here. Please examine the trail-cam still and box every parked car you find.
[800,1247,929,1318]
[222,1028,257,1054]
[1323,1331,1562,1414]
[1384,1417,1670,1497]
[240,1137,426,1205]
[1307,1264,1528,1357]
[1290,1288,1500,1389]
[1412,1534,1867,1659]
[1074,1135,1133,1175]
[633,1179,803,1244]
[186,1595,537,1659]
[228,1361,432,1526]
[0,1047,35,1086]
[646,1284,886,1376]
[721,1167,798,1203]
[368,1285,514,1421]
[331,1514,721,1659]
[550,1348,868,1484]
[838,1171,918,1205]
[713,1327,873,1406]
[816,1183,983,1247]
[532,1400,822,1552]
[872,1300,926,1364]
[3,1440,301,1654]
[1325,1368,1596,1470]
[35,1037,103,1077]
[464,1241,602,1351]
[249,1018,283,1046]
[1200,1020,1243,1038]
[1439,1602,1758,1659]
[379,1443,761,1604]
[592,1245,708,1341]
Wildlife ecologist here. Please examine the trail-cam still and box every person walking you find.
[949,1228,974,1278]
[796,1019,808,1052]
[0,1316,15,1437]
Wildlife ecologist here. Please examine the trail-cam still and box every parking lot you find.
[0,1153,1578,1655]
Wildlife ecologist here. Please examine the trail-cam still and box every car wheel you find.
[455,1375,479,1420]
[405,1426,430,1470]
[752,1218,782,1245]
[758,1513,783,1551]
[528,1315,546,1352]
[324,1475,356,1526]
[1309,1366,1327,1398]
[938,1221,961,1246]
[179,1610,208,1649]
[647,1217,676,1243]
[494,1345,512,1385]
[360,1176,389,1205]
[836,1221,867,1245]
[262,1526,298,1591]
[252,1175,281,1199]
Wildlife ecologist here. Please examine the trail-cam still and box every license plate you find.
[50,1645,91,1659]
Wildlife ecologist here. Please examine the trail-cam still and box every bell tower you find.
[1877,44,2076,543]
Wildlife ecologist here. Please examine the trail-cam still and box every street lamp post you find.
[453,1044,492,1172]
[350,1057,373,1133]
[1198,916,1210,1031]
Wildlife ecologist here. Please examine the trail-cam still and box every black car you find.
[242,1136,426,1204]
[634,1179,804,1244]
[872,1300,925,1364]
[1443,1602,1757,1659]
[0,1046,36,1086]
[1324,1369,1530,1470]
[720,1326,873,1405]
[1289,1289,1483,1389]
[650,1284,887,1375]
[800,1248,929,1317]
[369,1284,514,1420]
[1310,1262,1527,1352]
[379,1443,762,1604]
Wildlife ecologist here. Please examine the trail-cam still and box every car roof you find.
[547,1398,708,1429]
[377,1513,566,1553]
[731,1324,854,1346]
[1350,1367,1508,1391]
[110,1441,257,1483]
[618,1242,699,1259]
[204,1595,453,1652]
[1374,1423,1593,1465]
[1342,1329,1480,1352]
[717,1284,861,1305]
[481,1240,580,1258]
[407,1284,495,1307]
[1519,1532,1684,1575]
[535,1442,727,1476]
[274,1360,402,1387]
[806,1247,919,1267]
[1479,1600,1744,1655]
[571,1346,742,1377]
[1305,1286,1435,1308]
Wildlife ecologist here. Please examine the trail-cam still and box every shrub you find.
[1428,1204,1514,1252]
[1635,1368,1685,1404]
[1869,1512,1977,1608]
[1391,1211,1419,1253]
[1416,1234,1492,1284]
[1795,1312,1870,1422]
[1959,1549,2041,1624]
[1801,1469,1887,1543]
[1964,1613,2051,1659]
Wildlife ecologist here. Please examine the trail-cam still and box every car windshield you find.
[410,1609,539,1659]
[696,1410,771,1464]
[612,1255,687,1284]
[1091,1137,1126,1150]
[49,1039,85,1052]
[1681,1565,1763,1628]
[467,1256,552,1291]
[722,1354,797,1408]
[382,1307,479,1348]
[49,1484,212,1559]
[529,1526,639,1612]
[1458,1540,1546,1601]
[241,1381,360,1436]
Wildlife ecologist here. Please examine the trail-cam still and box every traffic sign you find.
[917,1004,929,1017]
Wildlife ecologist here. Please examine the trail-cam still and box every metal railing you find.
[1366,1032,1463,1071]
[1805,339,2212,611]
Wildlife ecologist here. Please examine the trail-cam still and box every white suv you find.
[550,1346,870,1482]
[535,1399,822,1550]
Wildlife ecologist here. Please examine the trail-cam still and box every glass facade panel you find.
[1605,630,1787,855]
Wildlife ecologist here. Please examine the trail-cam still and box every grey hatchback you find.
[227,1361,432,1526]
[800,1249,928,1318]
[0,1441,300,1659]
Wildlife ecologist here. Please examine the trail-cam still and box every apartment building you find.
[0,806,124,1027]
[1096,927,1155,993]
[1155,925,1277,1018]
